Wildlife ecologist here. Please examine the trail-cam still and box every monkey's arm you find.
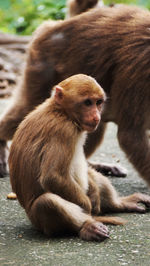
[39,129,92,212]
[40,173,92,213]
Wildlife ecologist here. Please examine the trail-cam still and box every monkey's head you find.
[52,74,106,133]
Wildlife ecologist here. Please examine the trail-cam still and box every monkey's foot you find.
[79,221,109,241]
[121,193,150,213]
[89,162,127,177]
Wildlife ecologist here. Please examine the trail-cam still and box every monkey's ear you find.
[55,86,64,104]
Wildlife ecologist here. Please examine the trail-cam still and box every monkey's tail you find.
[94,216,127,225]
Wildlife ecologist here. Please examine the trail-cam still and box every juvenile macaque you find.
[9,75,150,241]
[66,0,103,18]
[0,5,150,187]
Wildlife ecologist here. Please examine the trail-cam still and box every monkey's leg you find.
[85,121,127,177]
[0,141,8,177]
[90,168,150,213]
[87,172,126,224]
[28,192,109,241]
[118,127,150,186]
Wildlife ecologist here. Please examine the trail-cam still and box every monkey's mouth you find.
[83,122,98,132]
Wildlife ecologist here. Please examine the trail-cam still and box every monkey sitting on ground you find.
[9,75,150,241]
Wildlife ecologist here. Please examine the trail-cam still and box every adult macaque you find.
[0,5,150,187]
[66,0,103,18]
[9,75,150,241]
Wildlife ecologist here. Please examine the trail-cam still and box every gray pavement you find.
[0,98,150,266]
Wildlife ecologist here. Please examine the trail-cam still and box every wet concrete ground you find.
[0,98,150,266]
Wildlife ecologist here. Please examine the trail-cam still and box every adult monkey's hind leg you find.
[86,121,127,177]
[0,97,32,177]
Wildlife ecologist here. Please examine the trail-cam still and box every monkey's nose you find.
[93,115,100,123]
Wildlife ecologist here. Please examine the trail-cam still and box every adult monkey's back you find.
[0,5,150,186]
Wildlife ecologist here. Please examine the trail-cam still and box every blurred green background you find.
[0,0,149,35]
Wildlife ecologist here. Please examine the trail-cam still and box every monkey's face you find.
[69,97,105,133]
[81,97,104,132]
[54,74,106,132]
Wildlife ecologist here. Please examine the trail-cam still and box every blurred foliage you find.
[0,0,66,35]
[0,0,149,35]
[105,0,150,8]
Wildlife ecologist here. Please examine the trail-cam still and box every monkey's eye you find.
[84,99,92,106]
[96,99,103,106]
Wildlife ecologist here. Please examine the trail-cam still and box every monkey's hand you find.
[120,193,150,213]
[79,221,109,241]
[0,141,8,178]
